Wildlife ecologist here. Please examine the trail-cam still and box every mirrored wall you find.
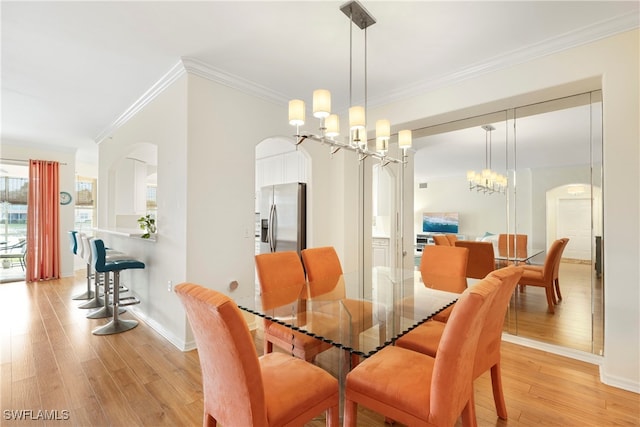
[406,91,603,354]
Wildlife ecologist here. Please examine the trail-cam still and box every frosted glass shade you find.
[288,99,305,126]
[313,90,331,118]
[376,119,390,139]
[326,114,340,137]
[349,106,366,130]
[398,129,412,148]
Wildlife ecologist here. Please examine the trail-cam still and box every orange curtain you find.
[26,160,60,282]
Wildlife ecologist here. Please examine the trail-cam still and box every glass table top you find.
[236,267,461,358]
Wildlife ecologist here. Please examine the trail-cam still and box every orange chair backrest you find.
[498,233,528,257]
[419,245,469,293]
[432,235,451,246]
[301,246,343,282]
[446,234,458,245]
[301,246,346,297]
[553,238,570,279]
[255,251,306,309]
[473,266,524,377]
[429,274,501,426]
[541,239,567,282]
[175,283,268,426]
[454,240,495,279]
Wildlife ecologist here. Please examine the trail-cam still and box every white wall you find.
[413,175,507,241]
[98,74,190,348]
[528,165,591,249]
[1,141,77,277]
[370,29,640,391]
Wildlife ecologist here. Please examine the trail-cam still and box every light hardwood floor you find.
[1,273,637,426]
[507,261,604,354]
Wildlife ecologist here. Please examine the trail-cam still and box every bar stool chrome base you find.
[71,289,95,300]
[87,305,126,319]
[92,318,138,335]
[78,296,104,309]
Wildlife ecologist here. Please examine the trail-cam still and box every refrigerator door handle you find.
[267,204,274,251]
[270,204,277,252]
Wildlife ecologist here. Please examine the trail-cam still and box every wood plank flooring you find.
[1,273,638,426]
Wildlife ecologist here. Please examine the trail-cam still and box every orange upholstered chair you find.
[255,251,332,361]
[432,235,451,246]
[301,246,375,366]
[175,283,339,427]
[446,234,458,245]
[419,245,469,322]
[395,266,524,421]
[454,240,496,279]
[518,238,567,313]
[343,272,502,427]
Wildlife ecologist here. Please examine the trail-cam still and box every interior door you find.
[556,198,591,260]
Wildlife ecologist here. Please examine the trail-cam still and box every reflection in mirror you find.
[371,163,396,269]
[511,91,603,355]
[113,143,158,229]
[410,91,603,355]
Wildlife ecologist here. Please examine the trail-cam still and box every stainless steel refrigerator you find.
[259,182,306,254]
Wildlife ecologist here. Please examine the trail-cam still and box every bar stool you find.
[90,238,144,335]
[69,231,94,300]
[77,234,129,311]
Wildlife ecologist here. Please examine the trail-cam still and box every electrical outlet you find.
[168,280,173,292]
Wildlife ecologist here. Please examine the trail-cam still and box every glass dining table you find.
[236,266,461,408]
[495,248,544,264]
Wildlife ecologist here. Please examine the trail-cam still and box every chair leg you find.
[351,353,361,368]
[461,390,478,427]
[204,412,217,427]
[326,403,339,427]
[264,339,273,355]
[545,287,556,313]
[343,398,357,427]
[554,278,563,301]
[490,363,508,420]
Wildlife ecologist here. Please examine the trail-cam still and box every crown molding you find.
[367,11,640,109]
[180,56,289,106]
[95,12,637,143]
[94,60,187,144]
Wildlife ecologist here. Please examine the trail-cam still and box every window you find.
[145,184,157,218]
[74,176,96,232]
[0,175,28,242]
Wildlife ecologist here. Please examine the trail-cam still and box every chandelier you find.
[466,124,507,194]
[287,1,411,165]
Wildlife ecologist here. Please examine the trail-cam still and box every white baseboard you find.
[129,306,196,352]
[500,334,640,394]
[599,371,640,394]
[502,333,604,365]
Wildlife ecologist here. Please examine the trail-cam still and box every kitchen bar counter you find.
[93,227,157,242]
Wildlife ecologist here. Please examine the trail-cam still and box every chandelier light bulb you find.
[312,89,331,118]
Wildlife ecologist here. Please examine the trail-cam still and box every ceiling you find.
[2,1,638,167]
